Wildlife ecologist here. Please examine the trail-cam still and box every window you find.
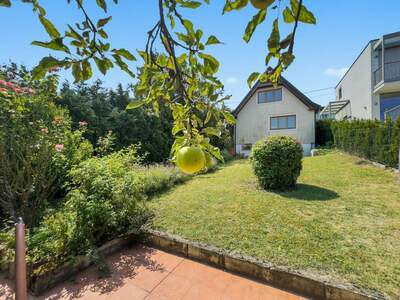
[242,144,252,151]
[270,115,296,130]
[258,88,282,103]
[338,87,343,100]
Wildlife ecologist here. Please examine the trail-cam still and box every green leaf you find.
[32,38,70,53]
[97,16,112,28]
[202,127,221,137]
[268,19,280,54]
[39,15,60,39]
[247,72,259,87]
[32,56,64,79]
[113,54,135,77]
[205,35,222,45]
[126,99,147,110]
[199,53,219,74]
[179,1,202,9]
[289,0,316,24]
[81,60,92,80]
[96,0,107,12]
[282,7,295,23]
[0,0,11,7]
[72,62,82,82]
[112,48,136,61]
[94,57,113,75]
[243,9,266,43]
[223,0,248,14]
[222,110,236,124]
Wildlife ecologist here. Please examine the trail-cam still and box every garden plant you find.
[251,135,303,190]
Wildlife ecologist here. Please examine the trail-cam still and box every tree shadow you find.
[39,245,170,299]
[278,184,339,201]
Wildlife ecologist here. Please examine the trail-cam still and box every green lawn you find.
[149,151,400,298]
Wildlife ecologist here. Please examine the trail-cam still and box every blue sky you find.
[1,0,399,109]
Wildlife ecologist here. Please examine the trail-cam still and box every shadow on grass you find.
[278,184,339,201]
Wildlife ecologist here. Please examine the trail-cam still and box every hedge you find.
[316,119,400,168]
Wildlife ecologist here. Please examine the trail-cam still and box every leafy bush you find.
[320,119,400,168]
[251,136,303,191]
[138,165,188,198]
[2,147,188,275]
[0,86,92,226]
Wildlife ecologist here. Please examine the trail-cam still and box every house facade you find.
[233,77,321,156]
[326,31,400,121]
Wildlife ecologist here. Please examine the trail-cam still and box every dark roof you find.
[233,76,322,116]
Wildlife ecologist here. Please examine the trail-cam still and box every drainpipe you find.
[15,217,27,300]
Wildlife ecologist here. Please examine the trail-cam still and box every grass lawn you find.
[149,151,400,298]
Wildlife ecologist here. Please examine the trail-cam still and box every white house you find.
[324,31,400,121]
[233,76,321,156]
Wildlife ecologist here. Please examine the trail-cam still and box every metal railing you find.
[373,61,400,87]
[15,217,27,300]
[373,66,382,86]
[384,60,400,82]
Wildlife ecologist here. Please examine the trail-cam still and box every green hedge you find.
[316,119,400,168]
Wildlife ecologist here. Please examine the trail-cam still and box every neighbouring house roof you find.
[233,76,322,116]
[321,100,350,115]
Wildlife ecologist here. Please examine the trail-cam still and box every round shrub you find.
[251,135,303,191]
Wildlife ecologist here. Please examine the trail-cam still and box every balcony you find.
[373,61,400,93]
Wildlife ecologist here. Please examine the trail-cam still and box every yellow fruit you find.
[204,152,217,169]
[250,0,272,10]
[176,146,206,174]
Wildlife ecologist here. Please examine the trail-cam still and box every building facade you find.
[329,32,400,121]
[234,77,321,156]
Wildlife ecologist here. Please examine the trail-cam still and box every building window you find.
[338,87,343,100]
[242,143,252,151]
[270,115,296,130]
[258,88,282,103]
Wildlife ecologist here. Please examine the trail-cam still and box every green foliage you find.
[329,119,400,168]
[0,0,316,165]
[316,120,334,147]
[58,80,174,163]
[138,165,188,198]
[0,74,92,226]
[251,135,303,190]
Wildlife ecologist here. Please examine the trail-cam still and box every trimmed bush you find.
[317,118,400,168]
[251,136,303,191]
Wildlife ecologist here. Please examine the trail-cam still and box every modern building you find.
[325,31,400,121]
[233,76,321,156]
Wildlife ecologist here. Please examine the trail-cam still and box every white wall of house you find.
[335,43,373,120]
[235,85,316,156]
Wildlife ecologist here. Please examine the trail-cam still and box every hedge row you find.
[316,119,400,168]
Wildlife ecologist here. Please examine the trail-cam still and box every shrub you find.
[329,118,400,168]
[1,146,189,274]
[138,165,188,198]
[0,89,92,226]
[251,136,303,191]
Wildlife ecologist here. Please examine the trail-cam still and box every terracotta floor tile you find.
[181,281,223,300]
[127,265,170,292]
[147,273,193,300]
[14,245,307,300]
[222,274,306,300]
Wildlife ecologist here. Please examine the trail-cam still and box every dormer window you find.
[258,88,282,103]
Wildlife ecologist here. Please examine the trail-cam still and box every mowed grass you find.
[149,151,400,298]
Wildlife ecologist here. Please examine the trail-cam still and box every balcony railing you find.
[373,66,382,86]
[373,61,400,87]
[384,60,400,82]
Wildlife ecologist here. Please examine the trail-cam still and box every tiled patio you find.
[1,245,307,300]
